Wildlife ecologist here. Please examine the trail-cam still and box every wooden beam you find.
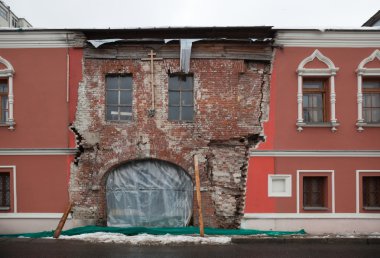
[194,155,205,237]
[53,202,73,239]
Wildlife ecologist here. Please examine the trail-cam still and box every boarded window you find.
[303,176,326,209]
[363,176,380,209]
[303,80,327,123]
[0,172,10,209]
[106,75,133,121]
[168,75,194,121]
[363,80,380,123]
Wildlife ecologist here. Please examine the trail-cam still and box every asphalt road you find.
[0,238,379,258]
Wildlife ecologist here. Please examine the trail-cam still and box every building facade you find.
[0,30,83,233]
[0,1,31,28]
[243,29,380,234]
[69,28,273,229]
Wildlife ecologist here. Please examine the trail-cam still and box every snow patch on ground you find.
[57,233,231,245]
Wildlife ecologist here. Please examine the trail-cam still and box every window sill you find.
[0,207,10,211]
[363,207,380,211]
[357,122,380,132]
[0,122,16,130]
[296,122,340,132]
[303,207,328,211]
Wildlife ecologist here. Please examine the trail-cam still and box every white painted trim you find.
[275,31,380,47]
[0,165,16,213]
[0,31,85,48]
[0,56,15,129]
[0,148,77,155]
[356,50,380,131]
[296,50,339,132]
[0,213,71,219]
[268,174,292,197]
[355,170,380,213]
[297,170,335,213]
[249,150,380,157]
[243,213,380,219]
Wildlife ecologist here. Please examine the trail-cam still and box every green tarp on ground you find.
[0,226,306,238]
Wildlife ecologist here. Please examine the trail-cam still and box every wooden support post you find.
[53,202,73,239]
[194,155,205,237]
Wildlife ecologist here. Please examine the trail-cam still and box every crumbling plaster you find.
[70,43,271,228]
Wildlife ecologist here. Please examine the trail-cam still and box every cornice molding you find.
[276,31,380,47]
[0,31,86,49]
[0,148,77,155]
[249,150,380,157]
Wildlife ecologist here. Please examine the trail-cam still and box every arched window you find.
[296,50,339,132]
[356,50,380,132]
[0,56,15,130]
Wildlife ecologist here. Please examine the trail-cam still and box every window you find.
[0,80,8,123]
[303,80,328,123]
[168,74,194,121]
[303,176,327,209]
[0,172,10,210]
[105,75,133,121]
[356,50,380,131]
[12,17,17,28]
[268,175,292,197]
[362,80,380,123]
[296,50,339,132]
[363,176,380,209]
[0,7,7,20]
[0,56,14,129]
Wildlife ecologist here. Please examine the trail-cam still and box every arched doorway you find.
[106,159,193,227]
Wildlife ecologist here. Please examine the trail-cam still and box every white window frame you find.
[296,50,339,132]
[268,174,292,197]
[0,56,15,130]
[356,49,380,131]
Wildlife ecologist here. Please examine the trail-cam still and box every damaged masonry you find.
[70,27,274,228]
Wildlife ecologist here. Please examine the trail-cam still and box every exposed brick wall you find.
[71,43,271,228]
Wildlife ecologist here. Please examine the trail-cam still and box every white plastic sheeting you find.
[106,159,193,227]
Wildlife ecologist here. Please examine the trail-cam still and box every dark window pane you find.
[120,90,132,105]
[168,107,180,120]
[303,177,326,208]
[303,81,323,89]
[182,76,193,90]
[106,90,119,105]
[303,95,309,107]
[372,109,380,123]
[169,76,180,90]
[363,176,380,208]
[106,76,118,90]
[120,106,132,120]
[181,106,193,121]
[106,106,119,120]
[363,94,372,108]
[372,94,380,107]
[0,82,8,93]
[119,76,133,90]
[182,92,193,106]
[363,81,380,89]
[0,173,10,207]
[169,91,180,106]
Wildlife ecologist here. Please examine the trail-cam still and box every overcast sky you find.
[5,0,380,28]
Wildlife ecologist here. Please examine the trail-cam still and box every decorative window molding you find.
[296,50,339,132]
[268,174,292,197]
[0,56,15,130]
[356,50,380,131]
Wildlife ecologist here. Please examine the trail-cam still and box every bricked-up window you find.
[303,80,328,123]
[363,176,380,209]
[363,80,380,123]
[0,80,8,124]
[0,172,10,209]
[168,75,194,121]
[106,75,133,121]
[303,176,327,209]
